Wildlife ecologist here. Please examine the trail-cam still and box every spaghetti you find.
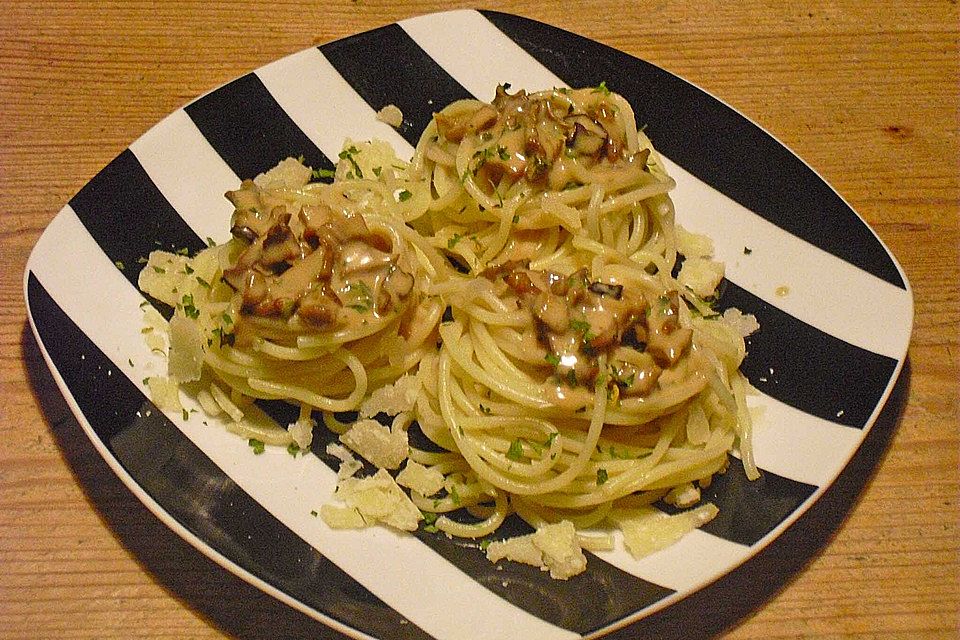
[139,84,759,575]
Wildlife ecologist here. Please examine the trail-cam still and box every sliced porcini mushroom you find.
[297,287,341,327]
[299,204,334,248]
[533,291,570,334]
[646,292,692,367]
[227,184,293,241]
[503,269,540,295]
[259,220,301,266]
[588,281,623,299]
[491,85,527,112]
[615,352,662,397]
[270,246,331,300]
[338,239,395,277]
[240,271,268,310]
[434,104,499,143]
[568,122,607,156]
[383,268,414,300]
[647,327,693,368]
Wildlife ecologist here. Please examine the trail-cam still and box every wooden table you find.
[2,2,957,638]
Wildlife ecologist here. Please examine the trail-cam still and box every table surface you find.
[2,1,957,638]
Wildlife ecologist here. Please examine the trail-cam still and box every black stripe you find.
[480,10,905,290]
[27,274,434,640]
[659,459,817,546]
[184,73,335,179]
[69,149,207,288]
[320,24,474,147]
[717,281,897,428]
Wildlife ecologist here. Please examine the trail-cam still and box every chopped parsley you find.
[338,146,363,179]
[479,404,492,415]
[447,233,463,249]
[310,510,318,517]
[181,408,189,421]
[312,167,336,180]
[506,439,524,461]
[206,237,217,247]
[114,260,125,271]
[596,468,609,485]
[544,353,561,367]
[287,442,302,457]
[344,280,373,313]
[397,189,412,202]
[743,246,753,255]
[570,318,595,342]
[592,81,611,96]
[181,294,200,319]
[248,438,265,455]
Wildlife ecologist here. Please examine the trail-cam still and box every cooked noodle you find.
[139,84,759,573]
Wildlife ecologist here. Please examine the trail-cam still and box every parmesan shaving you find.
[676,225,715,258]
[611,504,719,558]
[288,416,315,450]
[168,315,204,382]
[340,419,408,470]
[722,307,761,337]
[396,460,445,497]
[485,520,587,580]
[325,443,362,479]
[376,104,404,128]
[253,156,312,190]
[678,256,725,298]
[359,374,420,418]
[146,376,182,412]
[324,469,422,532]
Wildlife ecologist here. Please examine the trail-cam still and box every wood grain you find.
[1,1,956,638]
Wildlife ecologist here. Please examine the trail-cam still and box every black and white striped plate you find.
[25,10,913,640]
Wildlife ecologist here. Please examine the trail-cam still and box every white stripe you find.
[401,11,563,98]
[27,207,578,640]
[256,47,414,160]
[401,9,911,360]
[748,392,864,487]
[591,529,749,594]
[663,157,912,360]
[129,110,239,245]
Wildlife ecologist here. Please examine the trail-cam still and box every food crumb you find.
[775,285,790,297]
[376,104,403,128]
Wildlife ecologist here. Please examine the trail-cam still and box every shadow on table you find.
[606,358,911,640]
[24,321,910,640]
[24,324,347,640]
